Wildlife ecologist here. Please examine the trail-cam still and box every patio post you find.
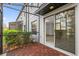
[0,3,3,54]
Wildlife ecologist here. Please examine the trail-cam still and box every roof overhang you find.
[35,3,67,15]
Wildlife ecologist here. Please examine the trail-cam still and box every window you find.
[31,21,37,35]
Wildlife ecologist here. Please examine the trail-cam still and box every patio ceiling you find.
[35,3,67,15]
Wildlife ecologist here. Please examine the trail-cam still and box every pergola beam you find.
[3,5,39,16]
[5,3,40,8]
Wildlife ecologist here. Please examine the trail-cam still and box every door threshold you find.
[52,47,75,56]
[43,43,75,56]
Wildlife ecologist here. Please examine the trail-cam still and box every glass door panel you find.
[45,16,55,46]
[56,23,60,30]
[55,8,75,54]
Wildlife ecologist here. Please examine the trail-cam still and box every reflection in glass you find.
[56,23,60,30]
[31,21,37,34]
[56,19,60,23]
[55,8,75,53]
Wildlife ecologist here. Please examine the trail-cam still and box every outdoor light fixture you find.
[49,6,54,9]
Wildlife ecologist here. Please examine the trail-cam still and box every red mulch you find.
[6,43,67,56]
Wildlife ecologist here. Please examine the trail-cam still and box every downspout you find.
[38,15,40,42]
[28,4,29,32]
[25,4,27,32]
[38,5,40,42]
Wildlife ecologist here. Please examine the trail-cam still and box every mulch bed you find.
[6,42,67,56]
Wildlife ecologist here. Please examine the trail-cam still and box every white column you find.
[75,4,79,56]
[40,16,44,44]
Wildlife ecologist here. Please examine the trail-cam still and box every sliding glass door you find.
[55,8,75,53]
[45,16,55,46]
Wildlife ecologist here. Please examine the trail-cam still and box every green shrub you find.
[3,29,19,46]
[3,29,32,47]
[15,32,32,46]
